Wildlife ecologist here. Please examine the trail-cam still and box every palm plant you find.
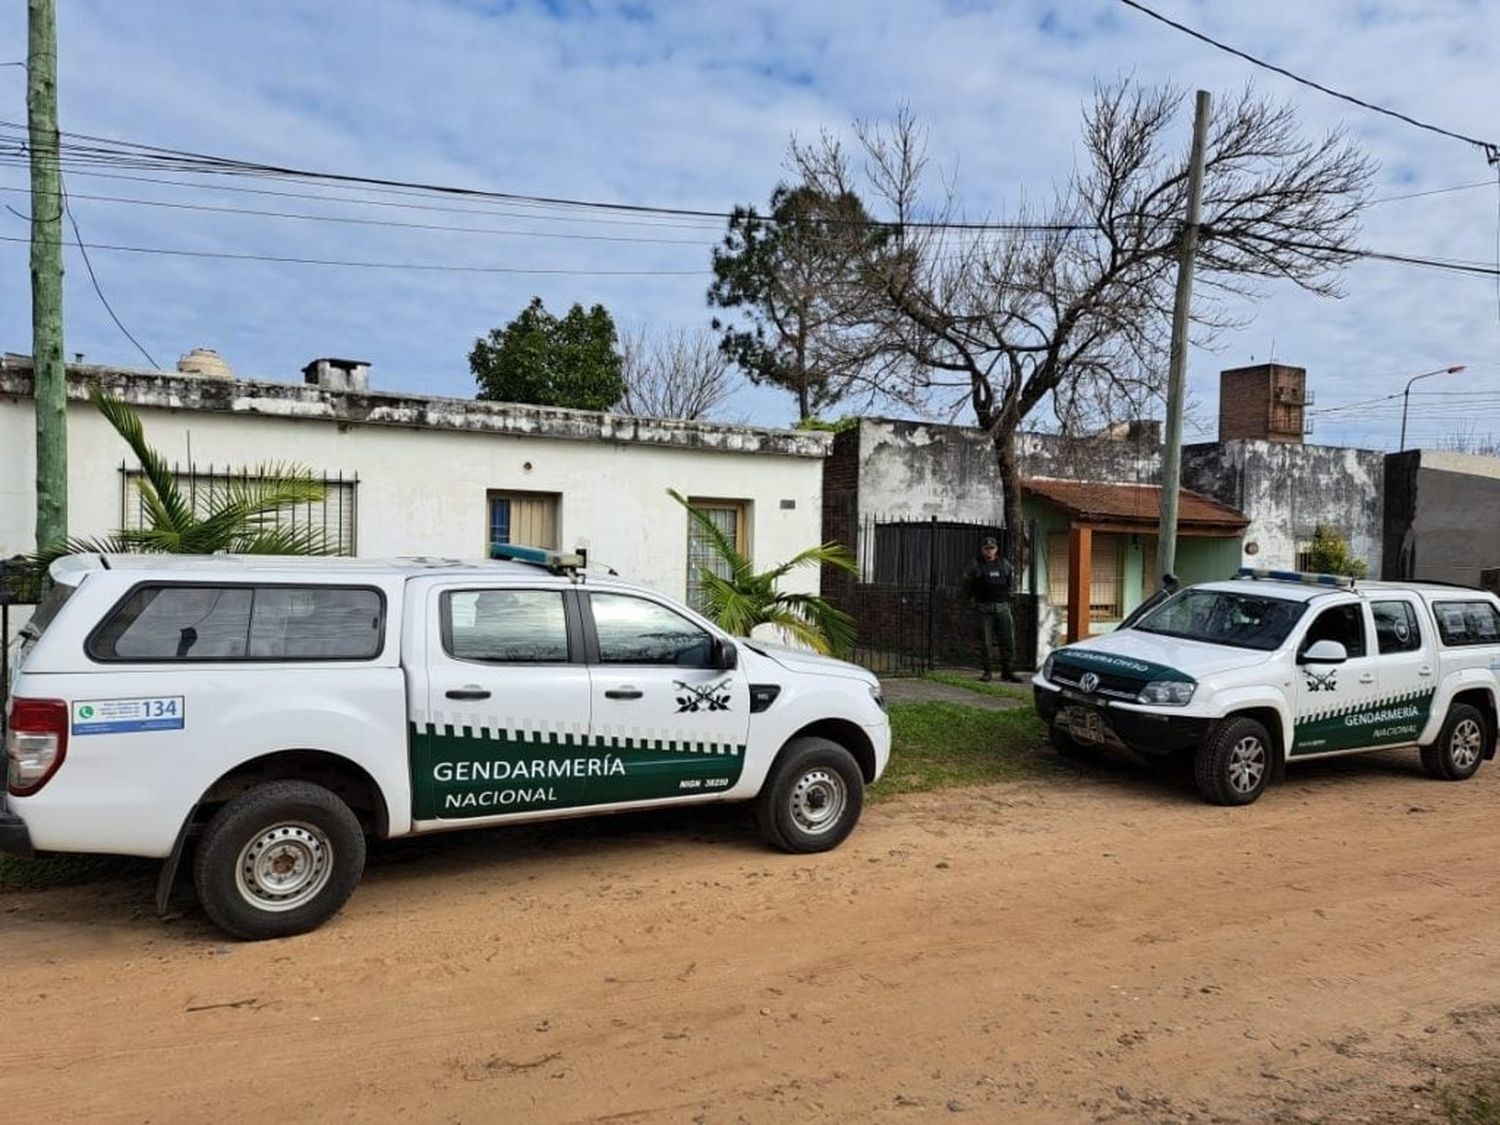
[670,489,858,657]
[34,384,335,567]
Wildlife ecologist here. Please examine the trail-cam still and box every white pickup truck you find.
[3,552,890,939]
[1033,570,1500,805]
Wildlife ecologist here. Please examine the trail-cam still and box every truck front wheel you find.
[1193,717,1273,806]
[193,780,367,941]
[1421,703,1487,782]
[756,737,864,854]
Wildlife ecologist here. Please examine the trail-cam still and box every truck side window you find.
[92,586,254,660]
[1299,603,1368,659]
[590,594,714,667]
[249,587,383,659]
[1433,601,1500,647]
[444,590,569,663]
[1371,600,1422,655]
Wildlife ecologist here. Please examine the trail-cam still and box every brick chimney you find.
[1218,363,1310,443]
[302,357,371,393]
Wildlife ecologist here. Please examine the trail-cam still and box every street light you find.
[1399,365,1467,452]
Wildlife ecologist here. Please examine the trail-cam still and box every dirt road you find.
[3,751,1498,1123]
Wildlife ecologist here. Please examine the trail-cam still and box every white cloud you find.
[0,0,1494,447]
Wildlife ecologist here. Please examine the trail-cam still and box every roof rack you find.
[1233,567,1356,590]
[489,542,586,577]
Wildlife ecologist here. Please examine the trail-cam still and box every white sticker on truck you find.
[72,697,185,735]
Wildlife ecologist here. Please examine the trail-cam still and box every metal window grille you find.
[120,464,358,556]
[686,500,744,613]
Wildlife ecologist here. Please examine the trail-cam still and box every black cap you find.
[982,536,998,549]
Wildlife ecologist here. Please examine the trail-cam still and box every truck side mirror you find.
[713,638,739,671]
[1299,639,1349,665]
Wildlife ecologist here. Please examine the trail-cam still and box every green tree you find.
[708,185,890,421]
[470,297,625,410]
[670,489,859,657]
[33,385,335,567]
[1304,525,1367,579]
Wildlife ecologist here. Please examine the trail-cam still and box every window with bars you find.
[1046,531,1126,621]
[486,490,560,551]
[121,467,358,556]
[685,498,748,613]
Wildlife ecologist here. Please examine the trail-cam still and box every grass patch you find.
[1441,1080,1500,1125]
[0,852,154,892]
[873,700,1061,800]
[926,670,1033,703]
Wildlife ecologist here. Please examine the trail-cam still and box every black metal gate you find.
[823,508,1039,677]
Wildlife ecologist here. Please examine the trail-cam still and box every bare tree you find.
[616,326,737,421]
[790,83,1374,562]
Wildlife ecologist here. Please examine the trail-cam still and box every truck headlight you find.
[869,683,887,713]
[1040,653,1055,681]
[1137,681,1196,706]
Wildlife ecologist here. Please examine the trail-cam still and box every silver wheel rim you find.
[1450,718,1483,771]
[234,821,334,912]
[789,768,847,836]
[1227,736,1266,795]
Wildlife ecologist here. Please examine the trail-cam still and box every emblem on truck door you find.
[675,678,733,713]
[1303,668,1338,693]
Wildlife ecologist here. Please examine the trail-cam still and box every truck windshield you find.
[1133,589,1308,651]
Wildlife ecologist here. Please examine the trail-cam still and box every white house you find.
[0,354,832,609]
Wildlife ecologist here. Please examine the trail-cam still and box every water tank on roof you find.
[176,347,234,379]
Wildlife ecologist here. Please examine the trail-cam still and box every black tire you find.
[1049,724,1096,762]
[193,780,366,941]
[755,737,864,854]
[1193,716,1273,806]
[1420,703,1487,782]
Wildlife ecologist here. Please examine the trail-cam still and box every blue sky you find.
[2,0,1497,449]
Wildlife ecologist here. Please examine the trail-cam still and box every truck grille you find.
[1050,660,1143,701]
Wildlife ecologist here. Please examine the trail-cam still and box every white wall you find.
[0,398,827,602]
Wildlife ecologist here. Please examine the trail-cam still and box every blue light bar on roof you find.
[490,543,586,571]
[1234,567,1354,589]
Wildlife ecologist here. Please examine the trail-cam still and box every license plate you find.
[1062,706,1106,745]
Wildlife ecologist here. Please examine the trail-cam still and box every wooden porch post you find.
[1067,523,1092,643]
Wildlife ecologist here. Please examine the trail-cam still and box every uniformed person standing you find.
[964,535,1019,682]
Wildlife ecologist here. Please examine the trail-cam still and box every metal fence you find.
[121,463,359,555]
[823,506,1040,677]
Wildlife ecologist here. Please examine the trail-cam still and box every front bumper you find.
[0,795,34,858]
[1034,685,1211,757]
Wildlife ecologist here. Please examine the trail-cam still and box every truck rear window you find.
[89,584,384,662]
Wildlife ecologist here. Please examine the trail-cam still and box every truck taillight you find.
[6,698,69,796]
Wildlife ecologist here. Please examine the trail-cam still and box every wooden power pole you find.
[1155,89,1210,584]
[29,0,67,553]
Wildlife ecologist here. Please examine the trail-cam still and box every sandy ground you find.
[3,749,1498,1124]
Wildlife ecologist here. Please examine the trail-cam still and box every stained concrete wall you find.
[0,362,830,603]
[1383,450,1500,585]
[1182,439,1384,576]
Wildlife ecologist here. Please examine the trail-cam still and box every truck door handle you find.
[1358,672,1375,684]
[1418,665,1433,677]
[446,687,492,701]
[605,688,644,700]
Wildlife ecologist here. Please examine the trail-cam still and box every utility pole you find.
[1156,89,1210,584]
[29,0,67,553]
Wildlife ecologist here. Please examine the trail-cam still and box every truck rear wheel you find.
[193,780,366,941]
[1194,717,1272,806]
[756,737,864,854]
[1420,703,1487,782]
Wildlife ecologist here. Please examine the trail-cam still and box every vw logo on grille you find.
[1078,672,1100,694]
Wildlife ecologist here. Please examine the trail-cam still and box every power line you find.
[1370,180,1496,205]
[64,195,160,369]
[0,184,720,246]
[1117,0,1500,160]
[0,232,707,276]
[0,121,1092,233]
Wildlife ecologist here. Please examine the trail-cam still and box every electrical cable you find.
[64,196,161,369]
[0,231,707,275]
[1117,0,1499,160]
